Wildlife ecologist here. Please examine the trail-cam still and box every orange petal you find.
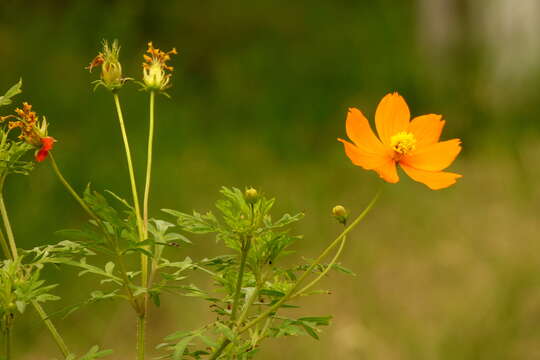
[402,139,461,171]
[345,107,386,153]
[407,114,445,148]
[375,92,410,146]
[338,138,389,170]
[374,158,399,183]
[400,163,462,190]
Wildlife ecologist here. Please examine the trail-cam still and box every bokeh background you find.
[1,0,540,359]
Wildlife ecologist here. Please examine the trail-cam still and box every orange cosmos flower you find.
[338,92,462,190]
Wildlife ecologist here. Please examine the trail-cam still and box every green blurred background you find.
[1,0,540,359]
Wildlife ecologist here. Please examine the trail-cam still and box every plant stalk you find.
[137,316,146,360]
[143,91,155,236]
[32,300,71,357]
[0,224,11,259]
[112,93,148,360]
[0,195,17,259]
[140,91,155,347]
[4,326,10,360]
[230,236,251,323]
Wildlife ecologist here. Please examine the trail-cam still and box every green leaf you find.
[15,300,26,313]
[104,262,115,275]
[163,209,220,234]
[215,322,235,341]
[0,79,22,107]
[268,213,304,229]
[173,335,194,360]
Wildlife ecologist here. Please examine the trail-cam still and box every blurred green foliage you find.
[1,0,540,359]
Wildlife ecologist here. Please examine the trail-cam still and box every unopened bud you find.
[245,187,258,204]
[87,39,125,90]
[102,61,123,87]
[332,205,348,225]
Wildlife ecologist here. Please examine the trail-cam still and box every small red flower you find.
[35,136,56,162]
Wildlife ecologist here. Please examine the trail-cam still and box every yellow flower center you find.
[390,131,416,155]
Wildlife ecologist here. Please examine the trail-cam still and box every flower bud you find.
[245,187,258,204]
[102,60,123,87]
[332,205,348,225]
[87,39,125,90]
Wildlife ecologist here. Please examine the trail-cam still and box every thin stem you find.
[137,316,146,360]
[50,154,139,312]
[0,194,17,259]
[143,91,155,236]
[0,225,11,259]
[4,326,10,360]
[209,189,382,359]
[141,91,155,353]
[236,285,259,327]
[32,301,71,357]
[230,236,251,322]
[113,93,147,360]
[49,154,98,222]
[292,235,347,298]
[252,318,271,348]
[112,93,145,242]
[209,339,230,360]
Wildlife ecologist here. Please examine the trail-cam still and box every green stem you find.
[209,189,382,359]
[141,91,155,350]
[4,326,10,360]
[50,154,139,312]
[230,237,251,323]
[0,225,11,259]
[137,316,146,360]
[292,235,347,298]
[236,285,259,327]
[32,301,71,357]
[0,194,17,259]
[209,339,230,360]
[112,93,145,241]
[113,93,147,360]
[143,91,155,236]
[49,154,98,222]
